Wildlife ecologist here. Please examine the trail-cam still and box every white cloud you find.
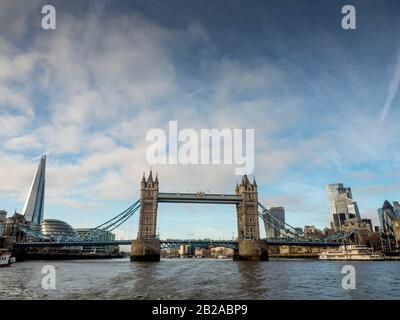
[1,2,400,234]
[0,0,40,40]
[381,52,400,122]
[3,134,43,151]
[0,115,30,138]
[0,86,33,116]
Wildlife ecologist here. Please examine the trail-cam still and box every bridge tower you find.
[235,175,268,261]
[138,171,159,239]
[131,171,161,261]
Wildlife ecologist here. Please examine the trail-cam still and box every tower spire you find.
[147,170,154,184]
[154,172,159,184]
[22,155,46,225]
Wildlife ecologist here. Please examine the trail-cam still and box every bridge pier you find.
[234,240,269,261]
[130,239,161,262]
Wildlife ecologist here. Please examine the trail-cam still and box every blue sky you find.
[1,0,400,239]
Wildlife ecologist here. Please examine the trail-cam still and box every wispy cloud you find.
[381,51,400,122]
[1,1,400,233]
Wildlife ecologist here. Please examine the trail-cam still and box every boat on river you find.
[318,245,384,261]
[0,249,15,267]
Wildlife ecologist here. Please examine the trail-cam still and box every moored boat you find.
[318,245,384,261]
[0,249,15,267]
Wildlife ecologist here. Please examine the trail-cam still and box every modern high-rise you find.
[326,183,360,230]
[0,210,7,236]
[22,155,46,227]
[377,200,400,234]
[263,206,285,238]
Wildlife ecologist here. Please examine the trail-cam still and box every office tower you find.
[0,210,7,236]
[326,183,360,230]
[0,210,7,223]
[22,155,46,226]
[263,206,285,238]
[378,200,400,234]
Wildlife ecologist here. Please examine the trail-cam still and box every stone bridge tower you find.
[131,171,161,261]
[236,175,260,240]
[235,175,268,261]
[137,171,159,239]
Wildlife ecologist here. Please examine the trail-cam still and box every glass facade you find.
[326,183,360,230]
[378,200,400,234]
[41,219,77,240]
[263,206,285,238]
[22,156,46,226]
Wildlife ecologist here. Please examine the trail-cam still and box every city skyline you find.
[1,0,400,239]
[1,154,394,239]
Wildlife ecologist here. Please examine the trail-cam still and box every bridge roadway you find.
[12,239,345,249]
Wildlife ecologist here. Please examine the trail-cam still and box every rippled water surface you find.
[1,258,399,299]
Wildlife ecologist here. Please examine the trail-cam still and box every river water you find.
[1,258,399,300]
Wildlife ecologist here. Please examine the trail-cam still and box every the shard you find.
[22,155,46,225]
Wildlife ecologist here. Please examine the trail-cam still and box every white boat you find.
[318,245,384,261]
[0,249,14,267]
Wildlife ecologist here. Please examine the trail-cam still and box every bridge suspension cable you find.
[93,199,140,230]
[16,200,142,242]
[258,202,314,241]
[258,202,360,243]
[80,200,141,241]
[257,210,311,241]
[106,203,140,232]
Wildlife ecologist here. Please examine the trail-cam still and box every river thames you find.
[1,258,399,300]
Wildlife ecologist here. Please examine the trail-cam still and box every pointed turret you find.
[147,170,154,184]
[252,177,257,188]
[242,174,249,186]
[235,182,239,194]
[141,172,146,190]
[154,173,159,187]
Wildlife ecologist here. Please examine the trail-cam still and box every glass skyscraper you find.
[22,155,46,227]
[326,183,360,230]
[378,200,400,234]
[263,206,285,238]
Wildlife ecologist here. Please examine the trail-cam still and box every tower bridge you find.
[11,166,352,260]
[131,171,268,261]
